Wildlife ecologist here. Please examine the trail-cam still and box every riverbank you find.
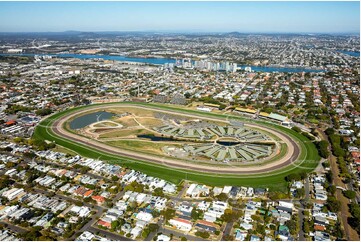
[1,53,326,73]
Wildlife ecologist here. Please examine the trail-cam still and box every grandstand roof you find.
[259,112,270,117]
[235,107,257,114]
[268,113,288,122]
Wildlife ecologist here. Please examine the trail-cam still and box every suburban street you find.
[222,221,234,240]
[0,221,28,234]
[160,226,207,241]
[317,128,359,241]
[88,226,133,241]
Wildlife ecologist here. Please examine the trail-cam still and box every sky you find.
[0,1,359,34]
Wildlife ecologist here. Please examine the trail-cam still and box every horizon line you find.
[0,30,359,35]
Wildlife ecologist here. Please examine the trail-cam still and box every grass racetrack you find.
[33,102,321,192]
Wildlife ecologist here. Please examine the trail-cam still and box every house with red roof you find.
[351,151,360,159]
[5,120,16,126]
[83,190,94,198]
[74,187,87,196]
[314,225,326,231]
[92,195,106,204]
[97,220,111,229]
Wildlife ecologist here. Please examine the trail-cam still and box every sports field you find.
[33,102,321,191]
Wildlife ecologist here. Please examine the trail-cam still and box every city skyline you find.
[0,1,360,34]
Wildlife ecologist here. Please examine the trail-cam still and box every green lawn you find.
[52,145,78,156]
[105,139,169,156]
[99,128,149,139]
[33,102,321,192]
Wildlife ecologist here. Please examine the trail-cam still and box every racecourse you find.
[33,102,321,191]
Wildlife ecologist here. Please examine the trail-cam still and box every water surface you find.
[1,53,325,73]
[70,111,114,129]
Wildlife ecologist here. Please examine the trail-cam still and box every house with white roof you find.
[136,193,147,204]
[169,218,192,232]
[155,198,167,210]
[77,231,95,241]
[247,187,254,197]
[163,183,176,194]
[222,186,232,194]
[136,211,153,223]
[131,226,142,239]
[212,201,228,210]
[70,206,91,217]
[278,201,293,209]
[186,184,198,197]
[197,201,211,211]
[157,234,171,241]
[213,187,223,196]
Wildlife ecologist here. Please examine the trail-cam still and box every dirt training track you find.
[51,104,301,175]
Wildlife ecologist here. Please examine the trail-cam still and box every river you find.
[337,50,360,57]
[1,53,325,73]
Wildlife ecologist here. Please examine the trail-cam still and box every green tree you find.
[326,197,341,212]
[343,190,356,199]
[152,187,165,197]
[285,173,301,182]
[332,221,343,238]
[5,161,16,168]
[221,209,242,223]
[215,193,228,201]
[148,223,159,232]
[285,219,298,235]
[327,185,336,195]
[294,188,305,198]
[35,108,52,116]
[162,208,176,221]
[291,126,301,133]
[111,220,120,230]
[151,210,160,218]
[219,104,227,110]
[191,209,203,221]
[303,220,310,233]
[316,140,330,158]
[195,231,210,239]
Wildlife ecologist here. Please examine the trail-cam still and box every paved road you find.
[294,177,310,241]
[88,226,133,241]
[222,221,234,239]
[30,187,106,241]
[34,186,133,241]
[177,182,188,199]
[298,203,305,241]
[298,176,311,240]
[160,226,207,241]
[304,177,310,201]
[111,190,126,204]
[145,217,163,241]
[0,221,28,234]
[49,103,301,175]
[345,165,360,204]
[148,216,206,241]
[70,206,105,240]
